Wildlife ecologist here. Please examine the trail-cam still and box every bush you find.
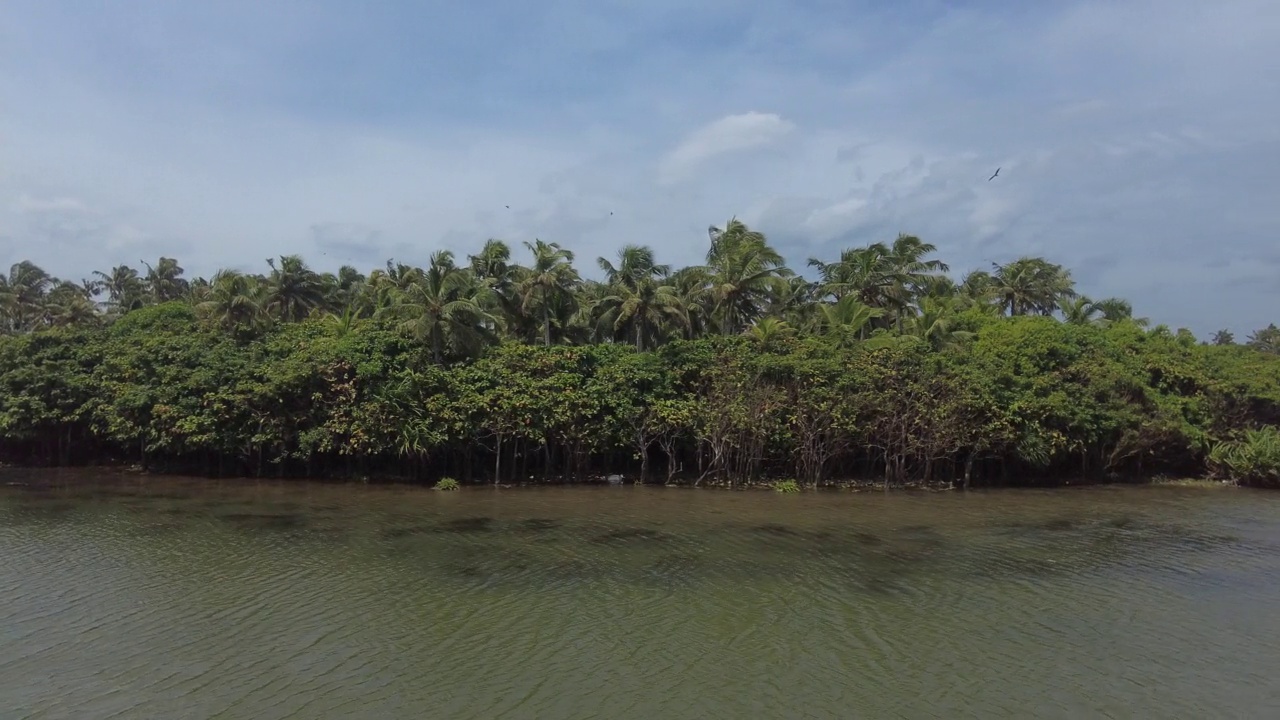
[433,477,460,491]
[772,479,800,494]
[1207,426,1280,487]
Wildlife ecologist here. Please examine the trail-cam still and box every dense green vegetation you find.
[2,220,1279,487]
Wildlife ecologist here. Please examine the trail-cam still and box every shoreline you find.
[0,464,1238,493]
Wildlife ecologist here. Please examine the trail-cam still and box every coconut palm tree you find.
[1247,324,1280,354]
[886,233,950,304]
[519,239,580,346]
[45,281,101,328]
[141,257,188,303]
[323,303,366,339]
[766,276,822,328]
[265,254,325,322]
[0,261,54,333]
[382,250,500,363]
[745,316,796,346]
[1059,296,1145,327]
[665,266,712,340]
[197,269,264,333]
[809,234,946,328]
[808,243,893,303]
[818,296,884,348]
[468,239,528,341]
[902,296,973,349]
[704,218,790,335]
[1091,297,1147,326]
[91,265,147,315]
[598,245,670,289]
[595,245,680,349]
[597,277,685,350]
[989,257,1075,316]
[1059,296,1103,325]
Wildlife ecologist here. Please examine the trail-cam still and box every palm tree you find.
[887,233,950,301]
[989,257,1075,316]
[1247,324,1280,354]
[704,218,790,335]
[197,269,264,333]
[902,296,973,349]
[92,265,147,315]
[1059,296,1145,327]
[381,250,500,363]
[45,282,101,328]
[818,296,884,348]
[519,240,580,346]
[665,266,712,340]
[1091,297,1146,326]
[745,317,795,346]
[331,265,366,311]
[141,257,189,303]
[598,277,685,350]
[766,276,822,328]
[809,243,888,303]
[598,245,670,288]
[468,239,528,341]
[265,254,325,322]
[809,234,947,328]
[595,245,680,350]
[323,303,366,338]
[1211,329,1236,346]
[958,270,998,308]
[0,261,54,333]
[1059,296,1103,325]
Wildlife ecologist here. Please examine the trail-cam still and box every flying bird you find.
[988,167,1000,181]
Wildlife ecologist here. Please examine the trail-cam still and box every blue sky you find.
[1,0,1278,336]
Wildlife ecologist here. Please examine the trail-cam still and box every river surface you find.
[3,470,1280,719]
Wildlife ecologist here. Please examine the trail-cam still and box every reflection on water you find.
[3,469,1280,719]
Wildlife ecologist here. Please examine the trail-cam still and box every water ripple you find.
[2,476,1280,718]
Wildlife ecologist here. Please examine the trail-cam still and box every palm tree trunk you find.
[635,322,643,351]
[543,302,551,346]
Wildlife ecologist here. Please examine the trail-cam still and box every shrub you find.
[1207,426,1280,487]
[772,479,800,494]
[433,477,460,491]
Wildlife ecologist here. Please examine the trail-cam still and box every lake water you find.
[3,470,1280,719]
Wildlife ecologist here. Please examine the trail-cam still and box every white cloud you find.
[659,111,795,184]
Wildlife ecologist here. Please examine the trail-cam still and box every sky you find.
[1,0,1278,337]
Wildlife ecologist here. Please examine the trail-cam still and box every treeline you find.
[2,220,1279,487]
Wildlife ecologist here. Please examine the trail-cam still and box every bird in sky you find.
[988,167,1000,181]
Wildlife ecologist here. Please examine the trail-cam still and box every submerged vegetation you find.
[772,480,801,494]
[2,220,1279,488]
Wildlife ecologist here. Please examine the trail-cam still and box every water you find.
[3,470,1280,719]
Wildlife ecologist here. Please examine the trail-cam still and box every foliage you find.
[772,479,801,494]
[1207,427,1280,487]
[2,229,1279,488]
[434,477,460,491]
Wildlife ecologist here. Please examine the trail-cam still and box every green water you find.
[3,470,1280,719]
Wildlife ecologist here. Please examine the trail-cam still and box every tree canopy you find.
[2,221,1278,488]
